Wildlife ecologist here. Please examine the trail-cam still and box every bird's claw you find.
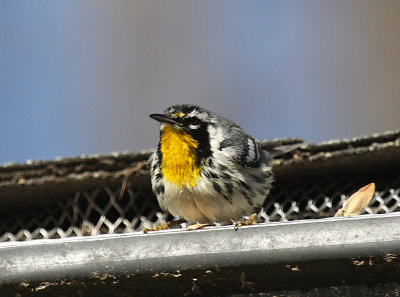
[234,213,258,231]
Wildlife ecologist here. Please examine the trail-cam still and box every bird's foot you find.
[234,213,258,231]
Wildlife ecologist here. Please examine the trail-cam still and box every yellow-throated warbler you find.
[148,104,273,226]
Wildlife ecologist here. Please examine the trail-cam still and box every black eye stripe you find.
[184,116,201,126]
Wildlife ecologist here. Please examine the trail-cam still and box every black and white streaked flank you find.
[149,104,273,224]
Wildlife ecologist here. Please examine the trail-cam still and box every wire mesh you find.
[1,174,399,242]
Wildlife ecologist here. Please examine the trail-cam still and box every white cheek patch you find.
[208,126,225,151]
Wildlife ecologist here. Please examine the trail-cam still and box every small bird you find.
[148,104,273,229]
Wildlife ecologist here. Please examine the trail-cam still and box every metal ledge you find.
[1,213,400,285]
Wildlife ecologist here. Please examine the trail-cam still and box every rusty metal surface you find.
[2,130,399,200]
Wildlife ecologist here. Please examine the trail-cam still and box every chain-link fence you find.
[1,171,399,242]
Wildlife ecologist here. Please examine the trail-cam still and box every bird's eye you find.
[187,117,201,128]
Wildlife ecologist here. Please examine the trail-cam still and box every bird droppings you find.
[285,265,302,272]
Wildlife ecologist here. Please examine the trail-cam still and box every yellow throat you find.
[160,125,201,187]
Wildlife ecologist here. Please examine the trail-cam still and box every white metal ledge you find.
[1,212,400,285]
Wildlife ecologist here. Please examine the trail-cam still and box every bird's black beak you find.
[149,114,180,128]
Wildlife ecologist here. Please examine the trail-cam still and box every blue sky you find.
[1,1,400,163]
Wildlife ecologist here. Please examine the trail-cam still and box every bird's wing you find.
[218,126,264,168]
